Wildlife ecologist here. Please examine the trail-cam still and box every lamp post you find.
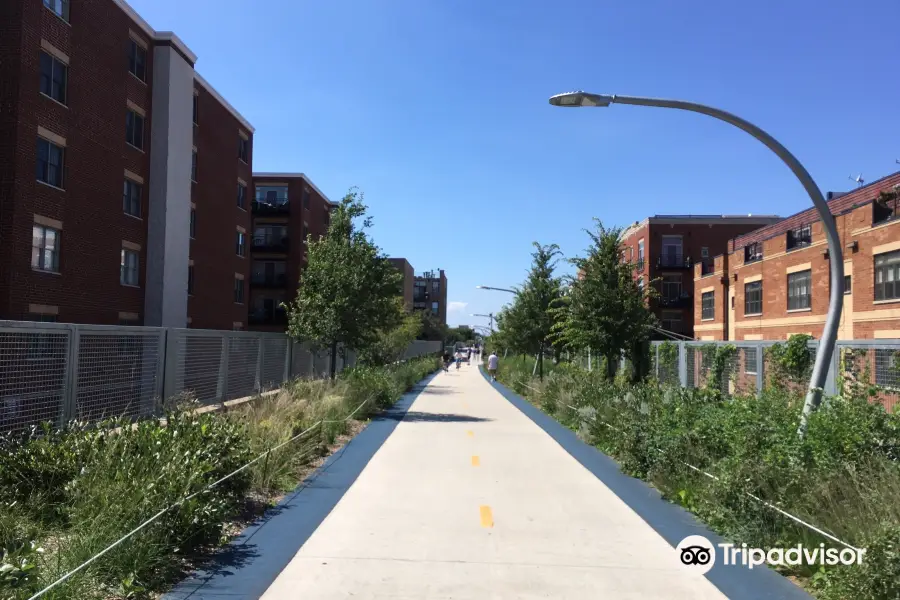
[471,313,495,331]
[550,91,842,436]
[476,285,517,294]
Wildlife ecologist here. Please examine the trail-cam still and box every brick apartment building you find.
[620,215,781,338]
[0,0,254,329]
[388,258,415,310]
[248,173,336,331]
[414,269,448,324]
[694,171,900,343]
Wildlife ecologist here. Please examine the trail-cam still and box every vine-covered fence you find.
[651,337,900,411]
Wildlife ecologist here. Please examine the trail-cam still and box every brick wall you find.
[188,82,252,331]
[2,0,153,323]
[693,253,728,340]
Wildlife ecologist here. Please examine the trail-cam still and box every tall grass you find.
[496,358,900,600]
[0,356,440,599]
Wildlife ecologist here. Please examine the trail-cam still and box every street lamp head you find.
[549,91,614,108]
[475,285,485,289]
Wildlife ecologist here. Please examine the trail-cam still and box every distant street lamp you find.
[471,313,495,331]
[476,285,517,294]
[549,91,842,436]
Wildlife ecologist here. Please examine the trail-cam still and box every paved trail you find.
[261,363,726,599]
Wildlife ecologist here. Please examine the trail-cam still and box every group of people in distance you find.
[441,346,499,381]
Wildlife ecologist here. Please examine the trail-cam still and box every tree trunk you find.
[538,341,544,381]
[330,340,338,380]
[605,352,618,381]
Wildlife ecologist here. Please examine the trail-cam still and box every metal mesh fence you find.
[260,337,287,391]
[174,333,224,406]
[0,326,69,432]
[651,339,900,412]
[226,336,260,401]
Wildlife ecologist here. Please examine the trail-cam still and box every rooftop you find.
[252,173,336,206]
[621,214,782,240]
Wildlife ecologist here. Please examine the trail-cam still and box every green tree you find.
[518,243,564,381]
[358,302,423,366]
[417,311,449,342]
[553,220,656,381]
[285,189,402,378]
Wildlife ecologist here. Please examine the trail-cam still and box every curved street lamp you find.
[476,285,517,294]
[550,91,842,436]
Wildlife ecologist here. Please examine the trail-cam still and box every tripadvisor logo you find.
[676,535,865,574]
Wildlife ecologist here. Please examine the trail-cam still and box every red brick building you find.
[413,269,448,325]
[248,173,336,331]
[388,258,415,310]
[0,0,254,329]
[620,215,781,338]
[694,171,900,342]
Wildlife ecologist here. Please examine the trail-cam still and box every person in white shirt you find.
[487,352,499,380]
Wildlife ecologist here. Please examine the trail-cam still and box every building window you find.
[744,347,758,375]
[237,183,247,209]
[701,291,715,320]
[744,242,762,263]
[32,225,60,272]
[128,39,146,81]
[787,270,811,310]
[744,281,762,315]
[123,179,141,217]
[120,249,139,286]
[786,224,812,251]
[661,273,682,300]
[875,349,899,389]
[126,110,144,149]
[431,301,439,315]
[43,0,69,21]
[39,52,67,104]
[236,231,246,257]
[238,136,249,163]
[875,250,900,301]
[188,265,194,295]
[192,93,198,125]
[189,208,196,239]
[844,275,851,295]
[661,310,682,334]
[36,137,64,188]
[302,187,310,209]
[119,316,142,326]
[191,150,197,182]
[234,277,245,304]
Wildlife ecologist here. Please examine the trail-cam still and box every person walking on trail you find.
[487,351,499,381]
[455,350,462,370]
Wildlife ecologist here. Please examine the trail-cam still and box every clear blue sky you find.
[131,0,899,327]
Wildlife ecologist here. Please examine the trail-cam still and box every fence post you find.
[755,342,764,395]
[283,338,292,384]
[824,342,839,396]
[254,335,264,392]
[160,328,178,412]
[60,324,80,425]
[678,341,688,387]
[587,347,592,372]
[216,336,230,402]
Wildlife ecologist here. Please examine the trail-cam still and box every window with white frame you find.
[128,39,146,81]
[874,250,900,301]
[234,277,245,304]
[238,136,249,162]
[32,225,60,272]
[237,182,247,209]
[787,270,812,310]
[701,291,715,320]
[39,52,67,104]
[745,281,762,315]
[120,249,139,286]
[236,231,246,257]
[744,347,758,375]
[786,224,812,250]
[123,178,141,217]
[43,0,69,21]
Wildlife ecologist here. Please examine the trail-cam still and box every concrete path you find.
[260,362,727,599]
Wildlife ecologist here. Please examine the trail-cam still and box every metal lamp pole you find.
[476,285,518,294]
[471,313,495,331]
[549,91,842,436]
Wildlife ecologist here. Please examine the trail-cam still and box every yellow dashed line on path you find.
[471,455,480,467]
[467,430,473,438]
[479,505,493,528]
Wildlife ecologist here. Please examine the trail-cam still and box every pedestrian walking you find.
[487,351,499,381]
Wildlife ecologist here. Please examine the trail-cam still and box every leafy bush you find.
[508,357,900,598]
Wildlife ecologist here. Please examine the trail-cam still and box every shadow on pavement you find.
[387,411,493,423]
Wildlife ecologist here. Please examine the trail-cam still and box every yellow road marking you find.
[462,401,469,409]
[467,430,473,438]
[471,455,480,467]
[479,505,493,528]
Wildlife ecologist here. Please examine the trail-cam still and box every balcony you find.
[252,236,289,253]
[252,199,290,216]
[700,260,715,276]
[873,192,898,226]
[248,308,288,325]
[250,273,288,288]
[657,253,692,269]
[658,291,693,308]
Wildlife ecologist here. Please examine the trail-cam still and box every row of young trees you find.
[489,220,657,381]
[284,189,440,377]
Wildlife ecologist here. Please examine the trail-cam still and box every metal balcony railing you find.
[248,309,288,325]
[250,273,288,287]
[252,199,290,215]
[252,236,289,252]
[658,292,693,308]
[657,253,692,269]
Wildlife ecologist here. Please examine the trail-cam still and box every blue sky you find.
[131,0,900,327]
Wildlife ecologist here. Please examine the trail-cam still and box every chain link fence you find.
[650,339,900,411]
[0,321,441,434]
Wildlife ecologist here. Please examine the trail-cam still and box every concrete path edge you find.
[163,371,440,600]
[478,367,811,600]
